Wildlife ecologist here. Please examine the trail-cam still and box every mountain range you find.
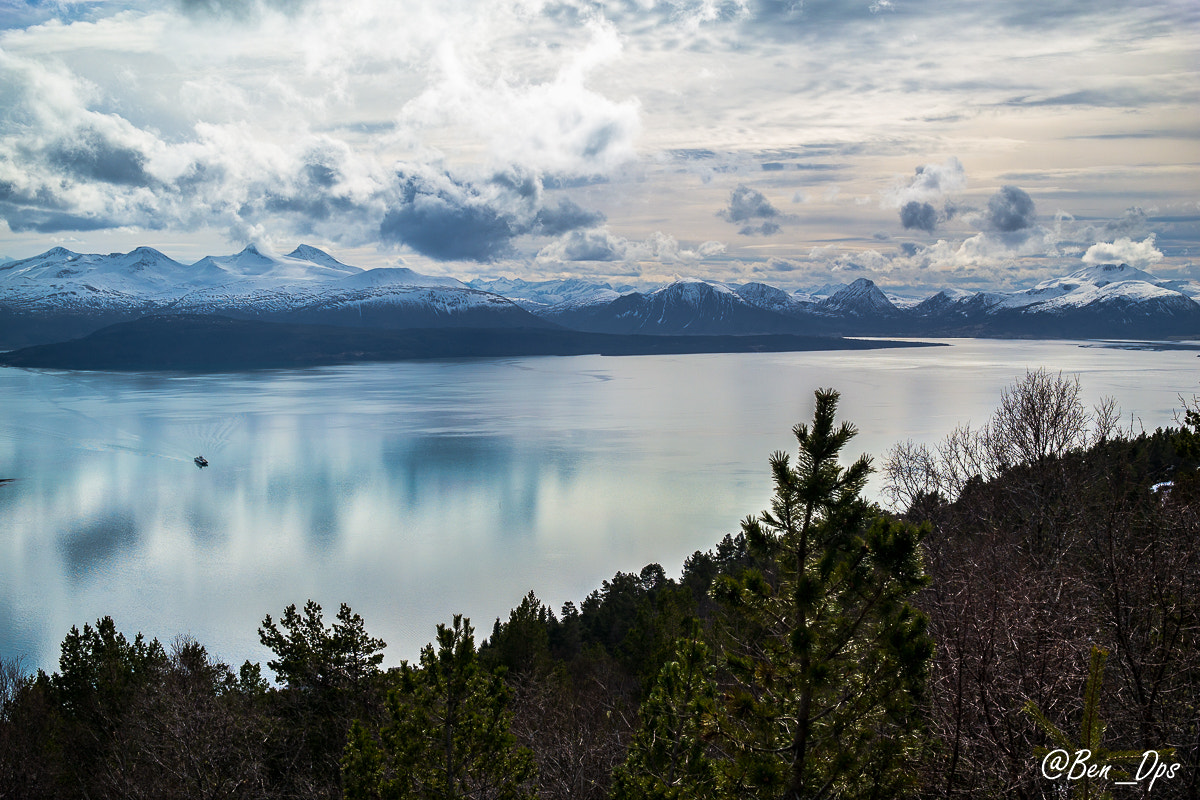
[1,244,1198,351]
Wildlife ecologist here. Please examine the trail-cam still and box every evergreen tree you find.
[711,388,933,800]
[258,600,387,798]
[610,628,721,800]
[259,600,386,693]
[48,616,168,798]
[483,591,553,676]
[342,615,537,800]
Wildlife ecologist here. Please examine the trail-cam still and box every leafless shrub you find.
[985,368,1089,469]
[885,369,1124,512]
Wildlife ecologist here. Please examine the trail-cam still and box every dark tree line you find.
[2,375,1197,800]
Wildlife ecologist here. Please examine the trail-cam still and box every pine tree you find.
[342,615,537,800]
[258,600,387,798]
[711,388,933,800]
[610,627,721,800]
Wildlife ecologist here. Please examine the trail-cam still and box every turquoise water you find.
[1,339,1197,671]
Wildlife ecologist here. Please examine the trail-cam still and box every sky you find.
[0,0,1197,294]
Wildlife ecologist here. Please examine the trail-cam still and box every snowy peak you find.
[0,246,192,298]
[1030,262,1159,295]
[1067,262,1159,288]
[650,278,738,303]
[820,278,899,316]
[190,245,362,285]
[287,244,357,272]
[2,247,81,272]
[914,288,976,315]
[736,282,803,312]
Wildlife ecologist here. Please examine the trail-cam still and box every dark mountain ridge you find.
[0,315,938,371]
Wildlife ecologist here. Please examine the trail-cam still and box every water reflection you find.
[58,512,139,581]
[1,340,1198,673]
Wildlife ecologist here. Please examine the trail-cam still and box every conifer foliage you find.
[610,629,721,799]
[711,388,933,800]
[342,615,536,800]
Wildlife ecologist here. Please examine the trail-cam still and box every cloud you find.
[401,21,640,178]
[887,157,967,208]
[44,126,156,186]
[175,0,312,21]
[380,171,515,262]
[741,221,781,236]
[985,185,1036,233]
[379,167,604,262]
[1082,235,1163,270]
[718,183,795,236]
[536,227,715,265]
[900,201,937,233]
[718,184,778,222]
[538,227,628,262]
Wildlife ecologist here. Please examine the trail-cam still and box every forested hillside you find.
[2,373,1196,799]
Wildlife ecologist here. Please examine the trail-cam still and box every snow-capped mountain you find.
[817,278,901,318]
[539,278,821,335]
[467,277,626,311]
[734,282,810,314]
[906,263,1200,337]
[0,246,194,308]
[520,267,1199,337]
[0,245,549,347]
[1,243,1197,348]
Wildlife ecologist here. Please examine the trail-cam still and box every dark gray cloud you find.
[0,203,121,233]
[986,185,1036,232]
[718,184,798,236]
[719,184,778,223]
[45,127,153,187]
[534,199,605,237]
[767,257,800,272]
[1103,206,1150,239]
[380,171,517,262]
[740,221,781,236]
[378,168,605,262]
[900,201,937,232]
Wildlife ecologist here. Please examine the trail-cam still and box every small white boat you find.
[194,455,209,468]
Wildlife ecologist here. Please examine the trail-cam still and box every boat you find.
[194,455,209,468]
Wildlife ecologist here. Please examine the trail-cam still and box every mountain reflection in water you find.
[1,339,1197,672]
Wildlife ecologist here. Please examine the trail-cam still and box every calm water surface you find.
[2,339,1197,671]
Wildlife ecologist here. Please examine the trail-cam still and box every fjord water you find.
[2,339,1197,672]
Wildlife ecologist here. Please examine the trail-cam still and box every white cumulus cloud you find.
[1082,235,1163,270]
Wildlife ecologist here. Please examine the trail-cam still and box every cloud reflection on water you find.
[1,342,1198,672]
